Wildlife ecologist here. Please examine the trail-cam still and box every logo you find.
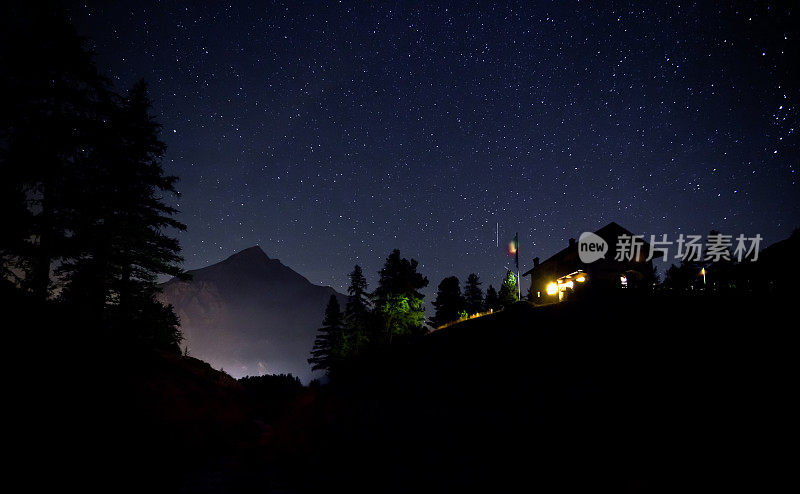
[578,232,608,264]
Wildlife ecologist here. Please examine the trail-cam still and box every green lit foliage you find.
[314,250,429,379]
[379,294,425,344]
[372,249,428,342]
[498,270,519,308]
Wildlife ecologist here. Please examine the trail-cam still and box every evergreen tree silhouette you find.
[58,80,186,350]
[485,284,500,311]
[1,7,187,352]
[309,295,345,375]
[498,270,519,307]
[344,265,371,355]
[372,249,428,343]
[1,6,110,300]
[463,273,484,314]
[429,276,465,327]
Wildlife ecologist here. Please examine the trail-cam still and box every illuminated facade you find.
[523,222,654,303]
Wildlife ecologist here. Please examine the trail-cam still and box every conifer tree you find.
[344,265,371,354]
[463,273,484,314]
[373,249,428,343]
[485,284,500,311]
[429,276,465,327]
[498,270,519,308]
[2,6,186,352]
[309,295,345,375]
[58,80,186,349]
[1,6,110,300]
[379,294,426,344]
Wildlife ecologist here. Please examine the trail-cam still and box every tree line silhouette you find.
[312,224,800,378]
[310,257,524,376]
[428,270,519,327]
[309,250,429,375]
[656,229,797,295]
[1,6,186,352]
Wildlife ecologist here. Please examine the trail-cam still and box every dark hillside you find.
[269,293,793,492]
[16,287,792,492]
[24,316,257,494]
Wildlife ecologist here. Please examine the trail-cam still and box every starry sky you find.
[66,1,799,296]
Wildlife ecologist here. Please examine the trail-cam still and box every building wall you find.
[528,254,653,303]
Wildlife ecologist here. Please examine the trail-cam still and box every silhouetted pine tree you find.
[344,265,371,355]
[429,276,465,327]
[463,273,484,314]
[498,270,519,307]
[1,8,186,352]
[309,295,345,375]
[58,80,186,350]
[372,249,428,343]
[485,284,500,311]
[0,6,111,300]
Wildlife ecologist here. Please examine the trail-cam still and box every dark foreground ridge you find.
[297,293,792,493]
[26,290,792,493]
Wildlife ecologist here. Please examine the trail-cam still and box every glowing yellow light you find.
[546,282,558,295]
[576,276,586,282]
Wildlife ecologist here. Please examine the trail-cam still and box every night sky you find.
[66,1,799,296]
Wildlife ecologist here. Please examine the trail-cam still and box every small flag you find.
[507,233,519,270]
[507,240,517,255]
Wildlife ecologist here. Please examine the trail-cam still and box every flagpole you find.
[515,232,520,301]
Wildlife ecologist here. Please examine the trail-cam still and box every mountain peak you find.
[202,245,273,274]
[236,245,269,259]
[158,244,348,381]
[224,245,270,263]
